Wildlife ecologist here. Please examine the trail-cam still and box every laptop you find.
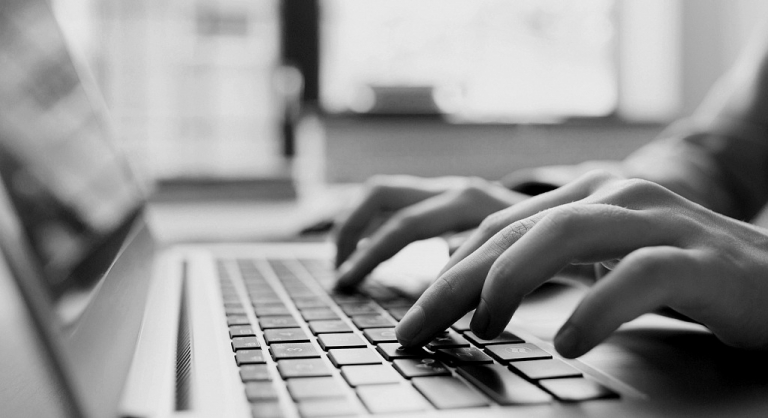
[2,1,768,417]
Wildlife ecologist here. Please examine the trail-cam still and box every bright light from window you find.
[322,0,617,122]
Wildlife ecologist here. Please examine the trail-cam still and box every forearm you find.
[621,117,768,221]
[500,116,768,221]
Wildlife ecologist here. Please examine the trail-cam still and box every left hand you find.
[395,170,768,358]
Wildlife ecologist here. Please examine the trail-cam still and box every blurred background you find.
[49,0,768,199]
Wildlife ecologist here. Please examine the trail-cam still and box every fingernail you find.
[471,301,491,338]
[554,323,581,358]
[396,306,425,346]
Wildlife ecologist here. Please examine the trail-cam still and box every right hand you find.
[334,175,528,289]
[394,170,768,358]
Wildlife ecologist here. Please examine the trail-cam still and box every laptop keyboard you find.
[216,257,618,417]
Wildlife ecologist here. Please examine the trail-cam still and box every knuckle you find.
[621,247,690,297]
[538,205,587,237]
[618,178,668,198]
[364,175,396,195]
[457,177,493,200]
[624,247,673,273]
[366,174,391,187]
[497,217,537,244]
[431,275,458,301]
[594,178,674,207]
[578,169,620,188]
[478,209,511,238]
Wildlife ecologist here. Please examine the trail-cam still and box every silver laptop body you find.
[1,1,768,417]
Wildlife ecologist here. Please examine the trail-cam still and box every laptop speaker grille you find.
[175,262,192,411]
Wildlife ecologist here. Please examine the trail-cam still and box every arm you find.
[623,29,768,221]
[503,25,768,222]
[394,25,768,356]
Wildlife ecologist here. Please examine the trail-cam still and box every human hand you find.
[394,170,768,358]
[334,175,528,289]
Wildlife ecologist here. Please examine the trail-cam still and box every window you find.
[51,0,286,181]
[321,0,617,122]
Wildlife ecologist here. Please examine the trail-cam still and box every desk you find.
[145,184,356,244]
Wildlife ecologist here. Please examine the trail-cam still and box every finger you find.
[438,170,621,276]
[472,204,672,339]
[554,246,699,358]
[336,188,499,289]
[334,180,440,267]
[395,206,559,347]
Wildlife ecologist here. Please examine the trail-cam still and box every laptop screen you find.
[0,0,145,300]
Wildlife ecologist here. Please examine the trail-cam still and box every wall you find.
[320,118,663,183]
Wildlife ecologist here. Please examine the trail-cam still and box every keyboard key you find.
[294,298,329,309]
[278,359,332,378]
[225,305,247,315]
[317,333,367,350]
[464,331,524,347]
[341,364,401,386]
[485,343,552,363]
[283,282,309,291]
[245,284,275,294]
[251,299,283,308]
[221,294,241,304]
[229,325,255,338]
[363,328,398,344]
[330,293,369,304]
[539,378,619,402]
[413,376,489,409]
[271,343,320,359]
[393,358,451,378]
[360,282,401,300]
[251,295,283,305]
[286,288,316,298]
[378,298,414,309]
[227,315,250,326]
[340,303,381,316]
[236,350,267,365]
[254,305,291,317]
[264,328,310,344]
[259,316,299,329]
[300,308,339,321]
[250,402,283,418]
[427,329,470,349]
[220,288,239,297]
[510,359,582,380]
[457,364,553,405]
[245,282,275,291]
[232,337,262,351]
[245,382,278,402]
[328,348,382,367]
[297,399,358,417]
[309,320,352,334]
[287,377,346,400]
[376,343,427,361]
[356,384,429,414]
[386,307,410,321]
[240,364,271,381]
[450,311,474,332]
[437,347,493,364]
[350,315,396,329]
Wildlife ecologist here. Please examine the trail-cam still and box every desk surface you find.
[145,184,356,244]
